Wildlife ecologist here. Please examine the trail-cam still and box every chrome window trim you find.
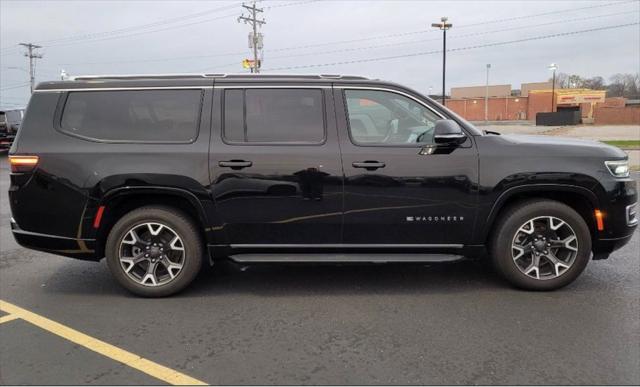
[54,88,205,144]
[220,87,329,146]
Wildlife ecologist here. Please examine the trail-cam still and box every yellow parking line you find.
[0,299,207,386]
[0,314,19,324]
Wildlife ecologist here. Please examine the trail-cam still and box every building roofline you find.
[528,88,606,94]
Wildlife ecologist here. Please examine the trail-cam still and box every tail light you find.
[8,155,39,173]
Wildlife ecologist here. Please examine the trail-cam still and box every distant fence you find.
[536,111,581,126]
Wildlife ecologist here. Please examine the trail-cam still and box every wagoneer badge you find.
[406,216,465,222]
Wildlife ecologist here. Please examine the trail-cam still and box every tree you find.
[607,73,640,98]
[567,74,585,88]
[548,72,639,97]
[583,76,605,90]
[551,72,570,88]
[548,73,594,89]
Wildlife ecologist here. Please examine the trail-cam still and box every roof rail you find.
[69,73,370,81]
[70,73,206,81]
[205,73,369,80]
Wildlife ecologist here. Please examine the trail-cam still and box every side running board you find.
[228,254,465,263]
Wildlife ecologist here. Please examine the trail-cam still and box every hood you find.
[496,134,627,159]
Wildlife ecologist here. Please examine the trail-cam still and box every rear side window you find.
[223,88,325,144]
[60,89,203,142]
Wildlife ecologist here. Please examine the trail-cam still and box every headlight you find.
[605,160,630,178]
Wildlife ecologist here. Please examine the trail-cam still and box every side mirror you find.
[433,119,467,145]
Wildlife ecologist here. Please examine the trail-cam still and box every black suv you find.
[8,74,637,296]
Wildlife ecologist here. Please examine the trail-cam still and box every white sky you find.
[1,0,639,108]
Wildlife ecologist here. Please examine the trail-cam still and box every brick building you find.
[446,82,638,125]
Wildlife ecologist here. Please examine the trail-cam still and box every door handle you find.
[352,161,386,171]
[219,160,253,170]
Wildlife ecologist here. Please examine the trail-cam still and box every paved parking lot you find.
[1,155,639,385]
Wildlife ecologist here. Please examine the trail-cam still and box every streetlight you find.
[432,16,452,106]
[485,64,491,123]
[548,63,558,112]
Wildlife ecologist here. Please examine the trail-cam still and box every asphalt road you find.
[1,156,639,385]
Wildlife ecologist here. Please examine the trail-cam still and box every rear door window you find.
[60,89,203,142]
[223,88,325,144]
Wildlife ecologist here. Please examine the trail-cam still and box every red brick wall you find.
[527,92,555,119]
[446,99,466,117]
[597,97,626,108]
[447,97,528,121]
[448,94,637,124]
[594,105,640,125]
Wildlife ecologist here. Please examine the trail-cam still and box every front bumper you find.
[10,218,99,261]
[592,233,635,260]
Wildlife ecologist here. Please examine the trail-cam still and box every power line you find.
[51,2,637,68]
[1,0,312,55]
[263,22,639,71]
[262,0,637,54]
[44,13,242,49]
[33,3,242,46]
[262,10,637,62]
[0,82,31,91]
[191,11,640,72]
[1,0,634,56]
[1,9,241,54]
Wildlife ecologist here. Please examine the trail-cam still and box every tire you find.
[490,199,592,291]
[105,206,203,297]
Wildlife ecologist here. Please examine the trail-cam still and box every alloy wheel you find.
[511,216,578,280]
[118,222,185,286]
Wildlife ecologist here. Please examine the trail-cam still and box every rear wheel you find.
[490,200,592,290]
[105,206,203,297]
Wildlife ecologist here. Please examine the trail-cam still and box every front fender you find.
[475,172,606,243]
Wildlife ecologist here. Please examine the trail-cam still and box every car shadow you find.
[42,256,508,297]
[189,258,508,296]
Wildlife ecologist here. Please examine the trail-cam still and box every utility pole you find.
[19,43,43,94]
[238,1,265,73]
[485,64,491,124]
[431,17,452,106]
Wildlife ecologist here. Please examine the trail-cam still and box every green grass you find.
[602,140,640,149]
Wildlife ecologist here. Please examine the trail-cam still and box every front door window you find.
[344,89,441,146]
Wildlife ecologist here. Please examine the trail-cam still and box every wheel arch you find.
[94,187,212,259]
[482,184,600,244]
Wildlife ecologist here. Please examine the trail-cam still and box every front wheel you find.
[490,200,592,290]
[105,206,203,297]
